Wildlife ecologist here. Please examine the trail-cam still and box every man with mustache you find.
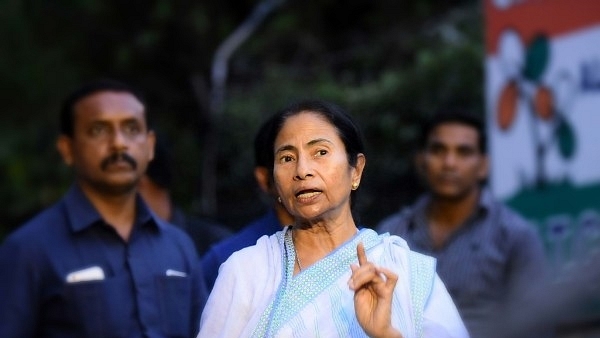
[377,110,548,337]
[0,79,207,338]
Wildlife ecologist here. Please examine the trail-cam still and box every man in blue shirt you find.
[377,110,548,337]
[201,114,293,291]
[0,79,207,338]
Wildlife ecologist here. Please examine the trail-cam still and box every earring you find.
[351,182,359,190]
[277,196,282,203]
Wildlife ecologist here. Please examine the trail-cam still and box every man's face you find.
[419,122,488,201]
[57,91,155,195]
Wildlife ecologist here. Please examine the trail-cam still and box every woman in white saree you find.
[198,100,469,338]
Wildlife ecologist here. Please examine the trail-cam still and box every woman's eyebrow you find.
[307,138,332,146]
[275,144,295,154]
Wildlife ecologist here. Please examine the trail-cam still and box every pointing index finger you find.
[356,242,367,266]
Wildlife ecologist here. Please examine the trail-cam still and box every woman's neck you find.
[291,217,358,272]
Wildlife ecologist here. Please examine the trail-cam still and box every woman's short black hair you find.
[265,99,365,168]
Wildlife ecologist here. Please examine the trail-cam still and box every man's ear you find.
[254,166,271,194]
[479,154,490,181]
[56,135,74,166]
[147,130,156,161]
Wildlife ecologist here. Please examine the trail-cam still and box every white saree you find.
[198,227,468,338]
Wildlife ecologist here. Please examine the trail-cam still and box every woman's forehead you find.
[277,113,338,141]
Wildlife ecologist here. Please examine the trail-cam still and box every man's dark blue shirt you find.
[0,184,207,338]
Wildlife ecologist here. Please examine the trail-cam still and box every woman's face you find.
[273,111,365,223]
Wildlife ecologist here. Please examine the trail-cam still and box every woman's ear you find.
[352,153,366,183]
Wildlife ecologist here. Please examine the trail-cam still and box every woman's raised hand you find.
[348,242,403,338]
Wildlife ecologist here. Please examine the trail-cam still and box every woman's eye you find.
[279,155,294,163]
[316,149,328,157]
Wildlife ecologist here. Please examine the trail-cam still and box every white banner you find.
[485,0,600,268]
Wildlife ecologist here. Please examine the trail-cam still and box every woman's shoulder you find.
[367,230,436,273]
[223,228,287,273]
[211,229,286,296]
[371,230,412,254]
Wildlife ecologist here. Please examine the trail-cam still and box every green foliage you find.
[0,0,483,237]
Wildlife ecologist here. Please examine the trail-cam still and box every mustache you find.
[101,152,137,170]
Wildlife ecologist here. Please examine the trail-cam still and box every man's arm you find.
[0,237,41,338]
[505,214,549,300]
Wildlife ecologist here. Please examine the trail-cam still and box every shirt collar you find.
[410,186,493,229]
[64,184,164,233]
[478,187,495,214]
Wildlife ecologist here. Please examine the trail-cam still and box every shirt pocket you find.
[63,275,133,337]
[156,275,192,337]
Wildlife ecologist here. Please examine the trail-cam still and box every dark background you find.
[0,0,483,238]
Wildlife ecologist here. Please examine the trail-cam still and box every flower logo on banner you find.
[495,29,577,187]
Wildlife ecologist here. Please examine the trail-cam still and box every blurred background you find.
[0,0,483,236]
[2,0,600,334]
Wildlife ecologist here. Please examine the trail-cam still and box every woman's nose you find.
[294,156,314,180]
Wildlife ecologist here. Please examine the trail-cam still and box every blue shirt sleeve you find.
[0,236,41,338]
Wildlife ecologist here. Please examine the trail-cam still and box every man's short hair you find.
[60,78,147,137]
[419,109,487,154]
